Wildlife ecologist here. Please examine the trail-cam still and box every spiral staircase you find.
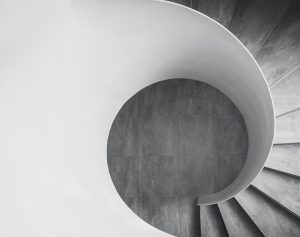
[0,0,299,237]
[166,0,300,236]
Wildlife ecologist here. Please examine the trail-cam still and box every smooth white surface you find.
[0,0,274,236]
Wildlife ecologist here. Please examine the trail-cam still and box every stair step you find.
[229,0,291,56]
[274,109,300,144]
[252,168,300,218]
[235,186,300,236]
[266,144,300,177]
[218,199,264,237]
[255,0,300,86]
[271,66,300,116]
[200,205,229,237]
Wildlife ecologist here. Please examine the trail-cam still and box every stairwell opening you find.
[107,78,248,236]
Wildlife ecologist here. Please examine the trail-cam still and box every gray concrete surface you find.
[200,205,228,237]
[252,168,300,217]
[265,144,300,177]
[271,66,300,116]
[256,0,300,86]
[236,186,300,237]
[230,0,291,56]
[274,109,300,144]
[218,198,264,237]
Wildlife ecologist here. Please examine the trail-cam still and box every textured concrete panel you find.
[108,156,139,197]
[274,109,300,144]
[218,199,264,237]
[200,205,229,237]
[138,197,181,236]
[179,197,201,237]
[217,116,248,155]
[178,115,218,156]
[217,92,241,120]
[230,0,291,56]
[135,79,179,117]
[256,0,300,86]
[178,79,218,115]
[236,186,300,237]
[139,155,179,197]
[179,155,218,195]
[252,169,300,217]
[107,117,139,157]
[123,197,139,215]
[217,154,247,191]
[271,66,300,116]
[140,116,178,156]
[117,97,138,118]
[192,0,237,28]
[266,144,300,177]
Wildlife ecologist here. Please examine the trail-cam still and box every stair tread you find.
[235,186,300,236]
[274,109,300,144]
[255,0,300,86]
[252,168,300,217]
[271,66,300,116]
[266,144,300,177]
[200,205,228,237]
[229,0,291,56]
[218,199,263,237]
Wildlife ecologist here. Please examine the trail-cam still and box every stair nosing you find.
[250,184,300,220]
[276,107,300,118]
[216,204,230,237]
[218,200,264,237]
[263,166,300,179]
[233,196,266,236]
[272,142,300,145]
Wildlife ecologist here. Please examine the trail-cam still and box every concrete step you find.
[200,205,228,237]
[229,0,291,56]
[274,109,300,144]
[218,199,264,237]
[235,186,300,236]
[252,168,300,218]
[271,66,300,116]
[255,0,300,86]
[265,144,300,178]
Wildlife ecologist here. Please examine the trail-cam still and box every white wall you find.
[0,0,274,236]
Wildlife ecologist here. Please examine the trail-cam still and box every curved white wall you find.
[0,0,274,236]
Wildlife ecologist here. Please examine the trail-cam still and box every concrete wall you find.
[108,79,248,236]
